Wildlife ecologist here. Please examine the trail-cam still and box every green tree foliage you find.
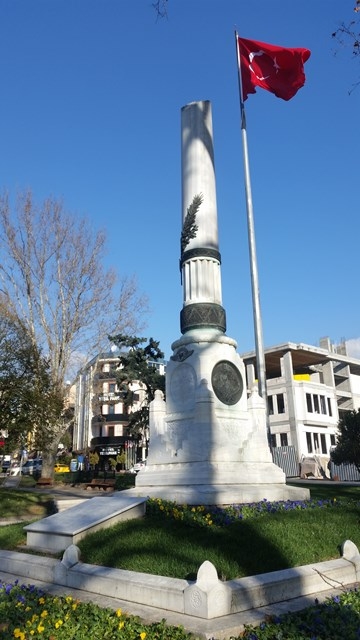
[0,315,67,452]
[109,334,165,437]
[331,409,360,472]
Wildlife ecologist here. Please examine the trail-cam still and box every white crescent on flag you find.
[248,50,281,81]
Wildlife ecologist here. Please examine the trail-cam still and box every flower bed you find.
[0,579,193,640]
[146,496,345,527]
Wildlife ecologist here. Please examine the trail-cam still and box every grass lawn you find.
[1,481,360,639]
[77,494,360,580]
[289,481,360,502]
[1,479,360,580]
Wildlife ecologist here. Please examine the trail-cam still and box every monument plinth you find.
[136,100,309,504]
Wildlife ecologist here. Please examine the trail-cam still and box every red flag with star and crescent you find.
[237,37,311,101]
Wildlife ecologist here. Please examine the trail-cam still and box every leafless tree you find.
[153,0,168,19]
[0,190,149,477]
[332,1,360,92]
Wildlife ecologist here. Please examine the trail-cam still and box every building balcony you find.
[96,371,117,380]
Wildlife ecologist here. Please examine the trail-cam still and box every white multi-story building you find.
[74,339,359,476]
[73,350,166,469]
[241,337,360,475]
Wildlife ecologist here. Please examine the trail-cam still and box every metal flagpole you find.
[234,31,271,447]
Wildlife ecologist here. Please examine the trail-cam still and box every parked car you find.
[21,458,42,475]
[54,463,69,473]
[1,460,11,473]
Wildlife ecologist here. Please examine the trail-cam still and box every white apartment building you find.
[73,350,166,469]
[242,337,360,475]
[74,339,359,476]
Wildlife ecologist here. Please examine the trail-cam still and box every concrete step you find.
[25,493,148,552]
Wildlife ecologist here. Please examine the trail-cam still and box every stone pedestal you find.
[136,330,309,504]
[135,100,309,505]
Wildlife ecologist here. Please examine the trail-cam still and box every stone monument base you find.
[131,482,309,505]
[134,460,310,504]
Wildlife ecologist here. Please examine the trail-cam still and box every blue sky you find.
[0,0,358,360]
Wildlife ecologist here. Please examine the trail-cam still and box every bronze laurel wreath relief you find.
[180,193,203,256]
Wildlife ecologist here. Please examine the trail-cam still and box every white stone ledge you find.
[0,540,359,620]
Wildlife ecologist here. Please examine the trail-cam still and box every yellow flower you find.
[64,614,70,621]
[55,620,63,628]
[118,621,125,629]
[37,624,45,633]
[38,597,45,605]
[65,596,73,603]
[13,629,25,640]
[30,631,34,636]
[40,610,48,618]
[72,602,78,610]
[25,606,31,612]
[140,633,147,640]
[116,608,122,617]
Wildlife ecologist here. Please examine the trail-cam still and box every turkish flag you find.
[238,37,311,101]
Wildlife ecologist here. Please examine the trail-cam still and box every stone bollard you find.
[54,544,81,585]
[184,560,231,619]
[342,539,360,580]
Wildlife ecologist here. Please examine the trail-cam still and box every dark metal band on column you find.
[181,302,226,334]
[180,247,221,270]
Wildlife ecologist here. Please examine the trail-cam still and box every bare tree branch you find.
[332,2,360,91]
[0,190,149,475]
[152,0,168,19]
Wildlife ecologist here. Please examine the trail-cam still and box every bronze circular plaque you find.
[211,360,243,405]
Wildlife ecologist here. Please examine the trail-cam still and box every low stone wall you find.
[0,540,359,620]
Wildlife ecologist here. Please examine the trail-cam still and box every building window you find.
[306,392,332,416]
[313,395,320,414]
[108,426,114,437]
[320,433,327,454]
[306,432,313,453]
[277,394,285,414]
[330,434,336,446]
[109,383,116,393]
[268,395,274,415]
[314,433,319,452]
[270,434,277,448]
[306,393,312,412]
[280,432,288,447]
[327,398,332,417]
[320,396,327,414]
[108,405,115,415]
